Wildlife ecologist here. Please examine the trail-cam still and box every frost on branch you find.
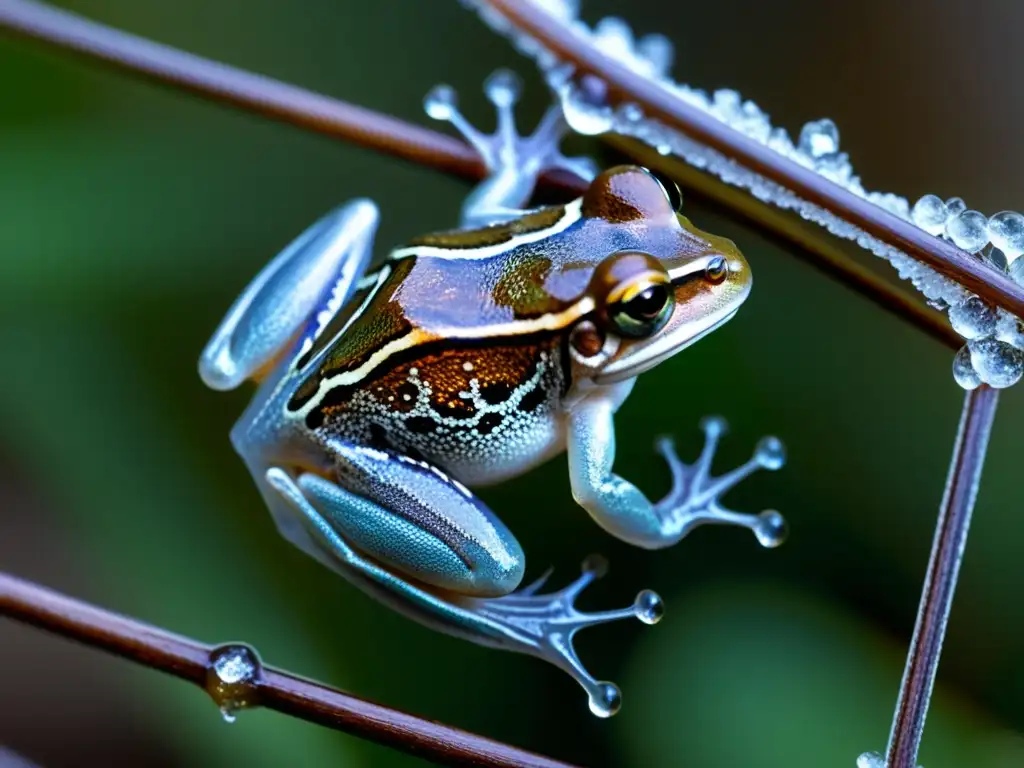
[462,0,1024,389]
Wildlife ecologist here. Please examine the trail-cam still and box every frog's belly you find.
[321,354,568,487]
[324,391,565,486]
[421,406,567,487]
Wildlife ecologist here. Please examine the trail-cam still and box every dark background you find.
[2,1,1023,766]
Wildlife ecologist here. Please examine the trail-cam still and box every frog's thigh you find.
[199,199,379,391]
[298,444,525,598]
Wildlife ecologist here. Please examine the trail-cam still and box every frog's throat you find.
[593,308,739,384]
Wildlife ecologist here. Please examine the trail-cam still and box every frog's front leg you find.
[199,199,379,391]
[568,394,788,550]
[263,440,659,717]
[425,69,597,227]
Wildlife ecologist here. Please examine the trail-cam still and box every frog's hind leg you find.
[199,199,379,391]
[425,69,597,227]
[263,440,659,716]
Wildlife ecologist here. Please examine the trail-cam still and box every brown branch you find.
[0,0,970,355]
[883,386,999,768]
[0,571,577,768]
[0,0,482,177]
[486,0,1024,321]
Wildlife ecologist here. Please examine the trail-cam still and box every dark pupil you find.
[625,285,668,320]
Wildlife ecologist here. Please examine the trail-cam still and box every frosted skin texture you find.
[198,72,784,714]
[463,0,1024,389]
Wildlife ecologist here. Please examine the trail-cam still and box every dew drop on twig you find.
[206,643,264,723]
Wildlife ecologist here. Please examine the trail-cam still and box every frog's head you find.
[568,165,751,386]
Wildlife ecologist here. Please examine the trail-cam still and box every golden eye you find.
[609,281,673,338]
[705,256,728,284]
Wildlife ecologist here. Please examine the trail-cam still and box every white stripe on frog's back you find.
[292,264,392,375]
[387,200,583,262]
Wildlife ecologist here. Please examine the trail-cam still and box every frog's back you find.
[283,204,592,482]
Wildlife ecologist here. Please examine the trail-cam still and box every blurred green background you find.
[2,1,1024,766]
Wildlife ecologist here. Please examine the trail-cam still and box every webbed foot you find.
[471,555,663,717]
[654,416,788,547]
[424,68,596,226]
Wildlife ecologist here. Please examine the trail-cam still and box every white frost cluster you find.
[461,0,1024,389]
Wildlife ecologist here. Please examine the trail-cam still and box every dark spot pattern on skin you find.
[434,397,477,420]
[481,382,513,406]
[518,385,546,413]
[406,416,439,434]
[368,423,392,451]
[394,382,419,412]
[476,412,503,435]
[305,408,325,430]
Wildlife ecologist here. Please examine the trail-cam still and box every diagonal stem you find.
[884,385,998,768]
[0,571,578,768]
[485,0,1024,320]
[0,0,983,353]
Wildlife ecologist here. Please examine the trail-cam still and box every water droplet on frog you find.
[581,553,609,578]
[560,81,613,136]
[754,510,788,548]
[755,436,786,470]
[483,69,522,108]
[424,85,457,121]
[206,643,263,723]
[969,338,1024,388]
[588,681,622,718]
[911,194,948,236]
[948,296,997,339]
[798,118,840,159]
[945,196,967,220]
[946,210,989,253]
[856,752,885,768]
[633,589,664,625]
[952,345,981,390]
[988,211,1024,262]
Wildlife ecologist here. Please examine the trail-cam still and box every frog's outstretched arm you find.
[568,394,788,549]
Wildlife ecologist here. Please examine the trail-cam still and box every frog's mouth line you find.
[592,307,739,384]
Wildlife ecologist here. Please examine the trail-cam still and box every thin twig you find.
[608,136,962,351]
[883,386,998,768]
[0,571,577,768]
[486,0,1024,321]
[0,0,482,176]
[0,0,970,353]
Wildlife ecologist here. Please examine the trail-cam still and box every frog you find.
[198,70,786,717]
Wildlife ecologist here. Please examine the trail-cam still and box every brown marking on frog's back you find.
[581,165,676,223]
[405,205,567,249]
[356,339,556,423]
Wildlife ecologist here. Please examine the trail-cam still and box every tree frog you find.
[199,70,785,717]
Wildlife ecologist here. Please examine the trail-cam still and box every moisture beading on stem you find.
[0,571,578,768]
[476,0,1024,388]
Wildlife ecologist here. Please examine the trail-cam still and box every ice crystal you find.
[461,0,1024,388]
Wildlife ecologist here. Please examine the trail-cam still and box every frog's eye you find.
[705,255,728,283]
[609,279,673,338]
[647,169,684,212]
